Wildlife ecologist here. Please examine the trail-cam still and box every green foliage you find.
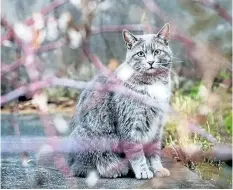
[188,15,220,36]
[219,70,231,80]
[189,82,202,99]
[45,87,80,102]
[167,79,232,150]
[224,112,232,135]
[180,81,203,100]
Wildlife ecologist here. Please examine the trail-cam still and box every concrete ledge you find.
[1,153,217,189]
[1,114,217,189]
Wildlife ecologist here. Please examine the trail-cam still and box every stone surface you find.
[1,153,217,189]
[1,114,217,189]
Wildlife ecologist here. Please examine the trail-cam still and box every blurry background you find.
[1,0,232,188]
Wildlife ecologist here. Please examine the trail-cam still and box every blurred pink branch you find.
[1,59,23,75]
[83,43,113,78]
[188,123,217,143]
[142,0,195,48]
[25,0,68,25]
[38,38,68,53]
[1,76,168,112]
[91,24,148,34]
[92,24,195,46]
[1,0,68,44]
[1,24,195,78]
[1,39,67,77]
[1,17,22,45]
[36,107,76,182]
[196,0,232,24]
[142,0,198,72]
[0,79,53,105]
[18,26,75,183]
[2,136,232,162]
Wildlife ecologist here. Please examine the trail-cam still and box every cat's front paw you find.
[153,167,170,177]
[134,168,153,179]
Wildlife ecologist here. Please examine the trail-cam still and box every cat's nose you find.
[147,61,155,66]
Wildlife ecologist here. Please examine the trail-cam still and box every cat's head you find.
[122,24,172,76]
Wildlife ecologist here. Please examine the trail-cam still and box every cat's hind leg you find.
[96,152,129,178]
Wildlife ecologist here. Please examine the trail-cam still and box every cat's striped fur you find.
[68,24,172,179]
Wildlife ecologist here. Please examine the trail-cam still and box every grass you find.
[164,81,232,188]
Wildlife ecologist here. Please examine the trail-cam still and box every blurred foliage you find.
[219,70,231,80]
[45,87,80,102]
[179,81,203,100]
[165,79,232,150]
[195,162,232,188]
[224,112,232,135]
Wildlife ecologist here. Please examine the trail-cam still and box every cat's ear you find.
[122,29,138,50]
[157,23,170,41]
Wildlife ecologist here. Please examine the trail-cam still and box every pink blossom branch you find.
[0,79,53,105]
[1,17,14,43]
[1,0,68,45]
[1,77,169,112]
[2,136,231,161]
[38,38,68,53]
[91,24,148,35]
[30,0,68,24]
[37,109,76,181]
[1,17,22,45]
[1,39,67,77]
[196,0,232,24]
[91,24,195,46]
[2,25,143,77]
[18,36,75,182]
[1,17,12,32]
[21,31,76,183]
[1,31,13,43]
[1,25,195,78]
[1,57,25,78]
[188,123,217,143]
[142,0,195,48]
[1,136,160,156]
[171,107,218,144]
[83,45,113,77]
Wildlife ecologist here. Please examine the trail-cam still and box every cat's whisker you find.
[167,60,184,63]
[171,53,181,59]
[159,65,180,87]
[171,56,180,60]
[171,56,182,62]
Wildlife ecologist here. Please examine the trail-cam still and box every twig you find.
[91,24,148,34]
[196,0,232,24]
[1,0,68,45]
[38,38,68,53]
[142,0,195,48]
[83,43,113,77]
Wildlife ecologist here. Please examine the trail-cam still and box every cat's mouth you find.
[146,68,157,73]
[146,66,168,75]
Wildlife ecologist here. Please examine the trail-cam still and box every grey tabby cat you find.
[68,24,172,179]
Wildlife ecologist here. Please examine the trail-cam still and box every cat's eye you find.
[137,51,145,57]
[154,49,161,55]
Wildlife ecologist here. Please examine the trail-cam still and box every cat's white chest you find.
[143,82,171,113]
[145,82,170,102]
